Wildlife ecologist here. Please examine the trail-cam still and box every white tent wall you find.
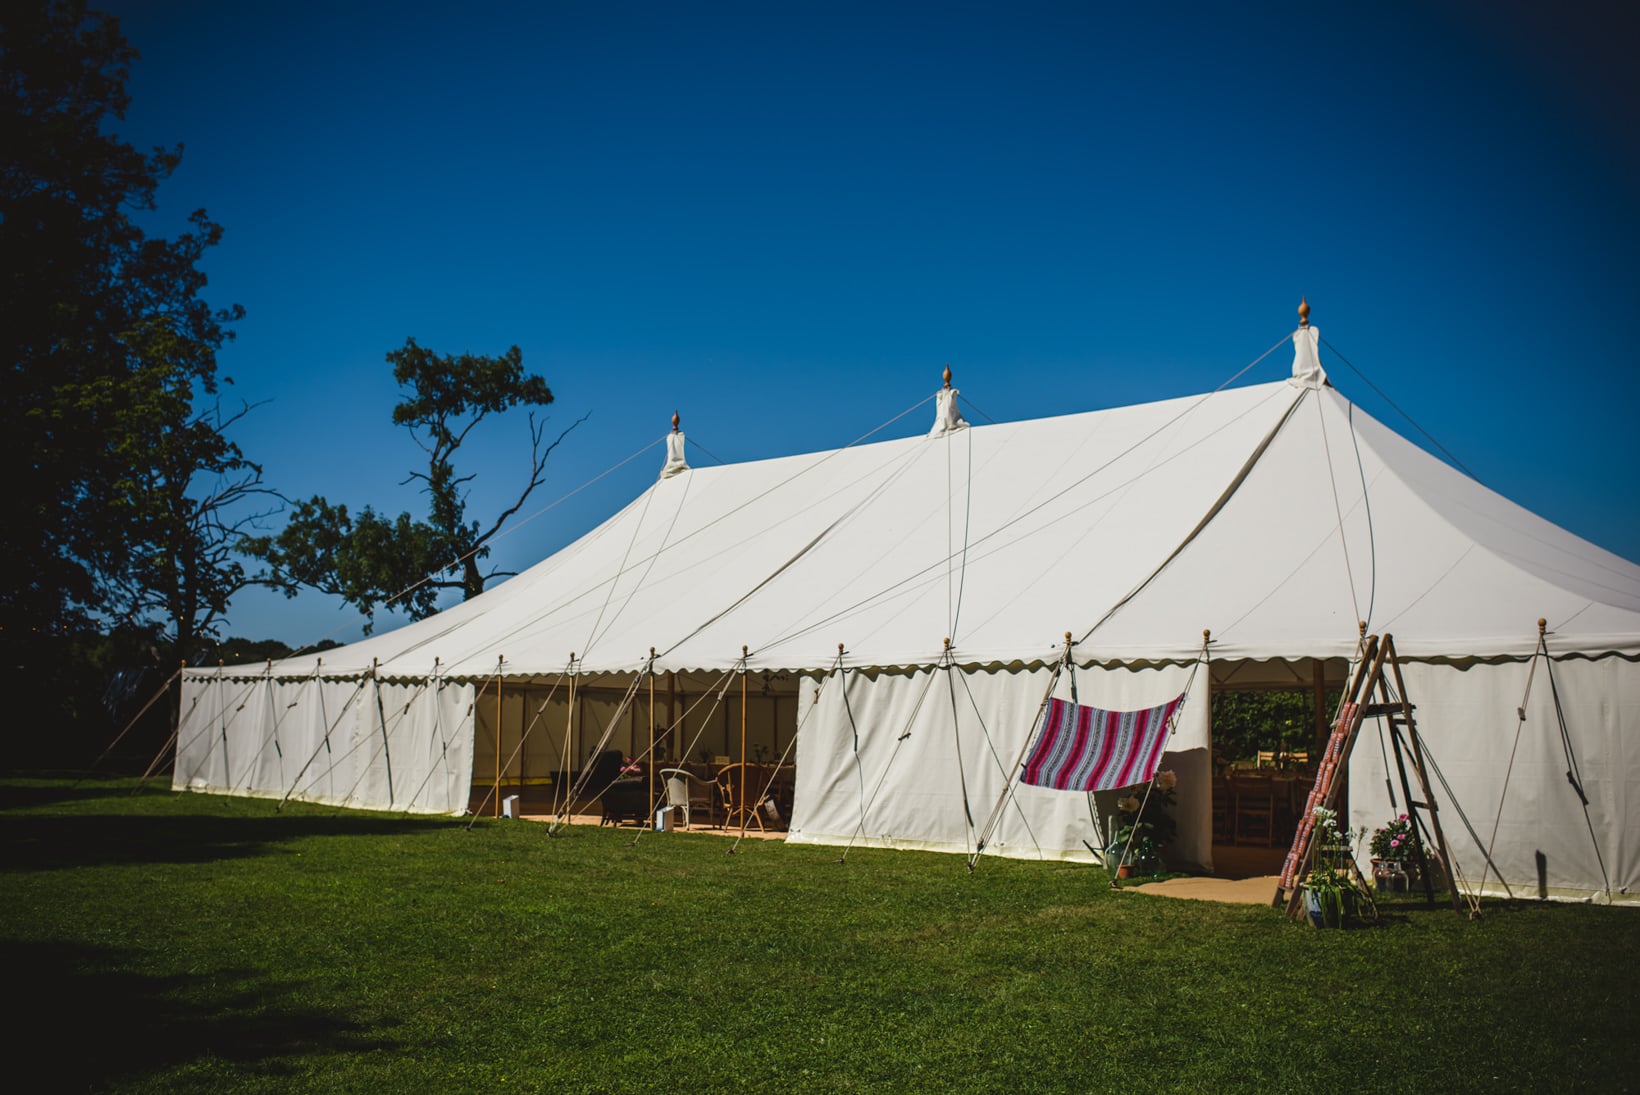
[1347,655,1640,900]
[174,672,475,815]
[789,661,1211,865]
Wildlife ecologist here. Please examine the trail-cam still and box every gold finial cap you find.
[671,410,680,433]
[1358,620,1368,636]
[1538,618,1547,634]
[1298,296,1311,328]
[942,363,953,389]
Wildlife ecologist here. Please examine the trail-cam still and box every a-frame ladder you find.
[1274,632,1466,918]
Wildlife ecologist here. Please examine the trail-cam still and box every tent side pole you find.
[739,646,749,837]
[494,659,503,818]
[648,648,656,810]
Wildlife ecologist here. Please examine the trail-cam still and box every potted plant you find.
[1369,813,1421,892]
[1301,807,1376,927]
[1108,770,1179,878]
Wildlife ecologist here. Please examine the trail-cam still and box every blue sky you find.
[98,1,1639,647]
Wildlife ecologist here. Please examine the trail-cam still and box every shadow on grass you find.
[0,773,172,811]
[4,939,400,1089]
[0,812,453,873]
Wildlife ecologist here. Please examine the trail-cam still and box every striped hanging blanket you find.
[1020,694,1184,792]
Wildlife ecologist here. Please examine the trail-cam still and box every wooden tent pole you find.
[494,656,503,818]
[561,654,577,817]
[739,645,749,837]
[648,648,656,813]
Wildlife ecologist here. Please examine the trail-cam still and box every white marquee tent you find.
[175,325,1640,901]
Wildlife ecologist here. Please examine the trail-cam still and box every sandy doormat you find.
[1126,875,1282,905]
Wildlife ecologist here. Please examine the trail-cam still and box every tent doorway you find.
[1208,658,1346,878]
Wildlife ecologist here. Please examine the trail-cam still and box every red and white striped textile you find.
[1020,694,1184,792]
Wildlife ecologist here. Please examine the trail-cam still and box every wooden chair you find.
[1233,778,1276,846]
[714,763,780,831]
[1211,779,1232,844]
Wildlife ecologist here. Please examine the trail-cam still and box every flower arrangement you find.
[1370,814,1416,864]
[619,756,642,778]
[1303,807,1375,927]
[1109,770,1179,870]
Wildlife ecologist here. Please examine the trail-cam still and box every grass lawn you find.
[3,775,1637,1093]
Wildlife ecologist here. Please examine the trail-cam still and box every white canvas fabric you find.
[176,670,474,814]
[1350,656,1639,902]
[789,661,1211,865]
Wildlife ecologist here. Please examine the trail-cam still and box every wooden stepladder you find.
[1274,632,1465,918]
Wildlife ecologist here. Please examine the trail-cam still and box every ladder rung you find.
[1360,702,1413,718]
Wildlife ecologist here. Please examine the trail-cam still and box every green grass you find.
[3,776,1637,1093]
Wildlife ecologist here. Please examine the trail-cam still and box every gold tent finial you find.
[1298,296,1311,328]
[671,410,680,433]
[942,363,953,389]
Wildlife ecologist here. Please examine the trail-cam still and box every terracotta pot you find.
[1116,863,1135,879]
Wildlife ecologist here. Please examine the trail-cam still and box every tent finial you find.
[1298,296,1310,328]
[1203,629,1211,644]
[1358,620,1368,637]
[943,363,953,389]
[1538,618,1547,635]
[671,410,680,433]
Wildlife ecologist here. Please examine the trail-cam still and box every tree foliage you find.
[1211,688,1333,763]
[3,2,261,756]
[249,339,581,631]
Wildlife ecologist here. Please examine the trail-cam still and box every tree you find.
[249,339,581,631]
[1,1,244,644]
[90,319,278,665]
[2,1,253,761]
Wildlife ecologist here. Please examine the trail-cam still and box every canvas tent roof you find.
[239,329,1640,682]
